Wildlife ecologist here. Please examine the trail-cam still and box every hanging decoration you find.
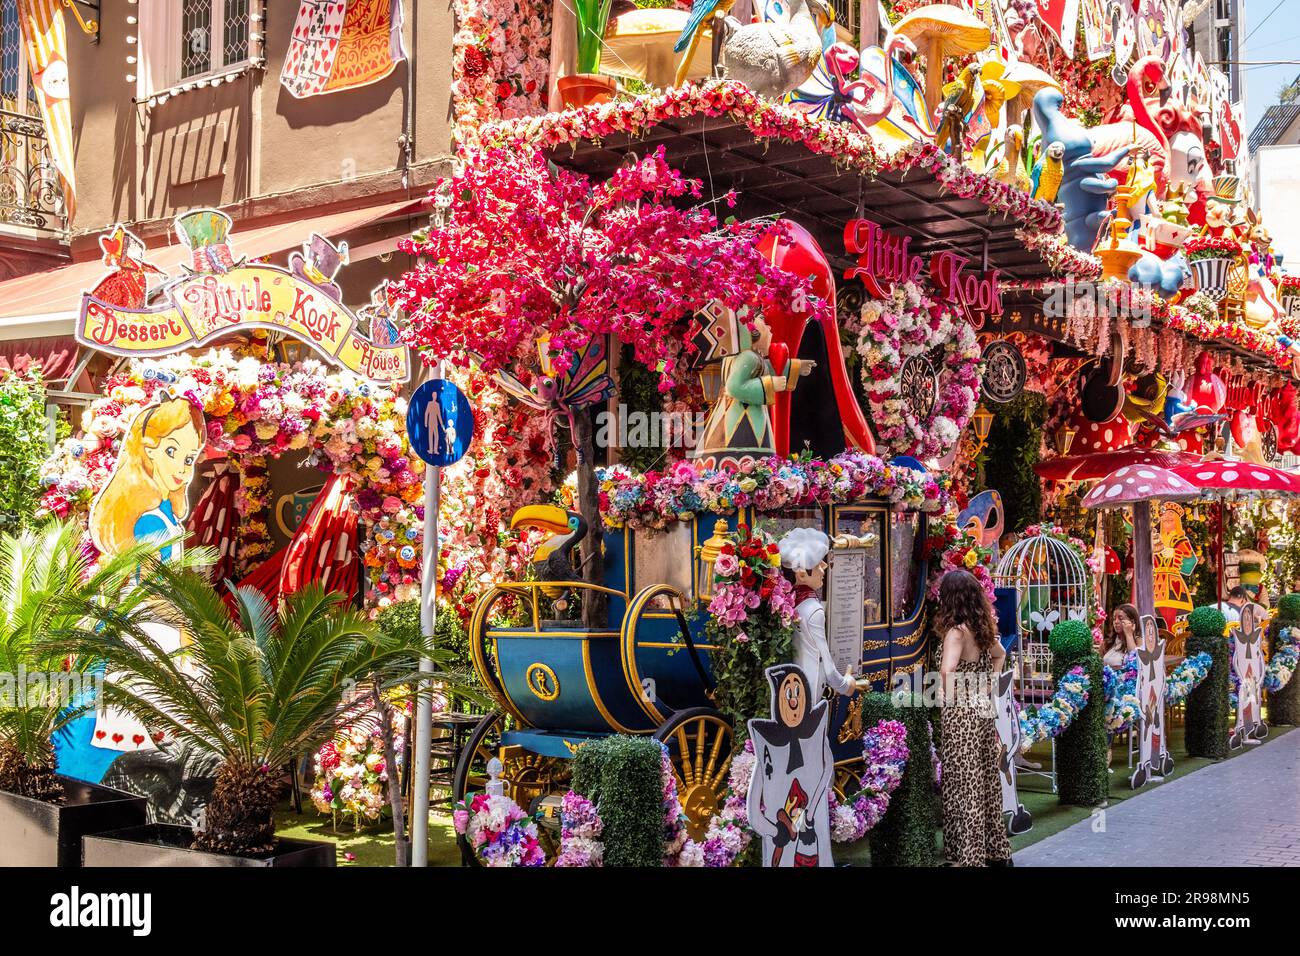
[852,282,982,461]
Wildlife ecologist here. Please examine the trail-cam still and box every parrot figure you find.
[933,64,977,156]
[674,0,735,87]
[1031,140,1065,204]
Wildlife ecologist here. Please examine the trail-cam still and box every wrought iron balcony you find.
[0,105,68,235]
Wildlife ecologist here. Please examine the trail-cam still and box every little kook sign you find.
[76,212,410,383]
[843,218,1003,327]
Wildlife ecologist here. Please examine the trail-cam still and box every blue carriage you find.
[453,496,931,841]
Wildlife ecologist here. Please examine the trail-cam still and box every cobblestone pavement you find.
[1018,729,1300,866]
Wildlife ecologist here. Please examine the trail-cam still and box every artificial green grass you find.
[273,806,461,867]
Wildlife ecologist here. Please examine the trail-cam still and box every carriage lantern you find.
[696,518,733,603]
[994,534,1090,701]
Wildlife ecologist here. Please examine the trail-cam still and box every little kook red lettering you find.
[843,218,924,297]
[288,288,344,344]
[929,251,1002,328]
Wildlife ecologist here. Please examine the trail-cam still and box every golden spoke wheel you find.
[654,708,733,841]
[833,760,864,802]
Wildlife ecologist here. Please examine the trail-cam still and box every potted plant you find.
[1184,234,1243,303]
[1279,274,1300,319]
[557,0,616,108]
[54,564,436,867]
[0,521,168,867]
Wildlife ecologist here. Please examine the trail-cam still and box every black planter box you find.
[0,777,148,868]
[82,823,336,867]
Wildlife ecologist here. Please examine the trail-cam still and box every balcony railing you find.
[0,105,67,235]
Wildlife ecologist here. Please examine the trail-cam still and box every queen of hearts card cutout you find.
[1230,603,1269,749]
[746,664,835,867]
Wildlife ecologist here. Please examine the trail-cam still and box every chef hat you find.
[778,527,830,572]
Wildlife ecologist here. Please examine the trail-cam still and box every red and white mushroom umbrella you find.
[1080,464,1201,509]
[1082,465,1200,622]
[1168,460,1300,499]
[1036,446,1202,482]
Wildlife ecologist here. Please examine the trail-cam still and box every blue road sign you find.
[406,379,474,467]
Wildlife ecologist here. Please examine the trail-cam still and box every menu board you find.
[825,548,867,676]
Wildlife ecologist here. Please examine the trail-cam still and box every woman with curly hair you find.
[936,569,1012,867]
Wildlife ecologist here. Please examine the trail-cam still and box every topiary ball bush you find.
[1184,620,1230,758]
[1268,613,1300,726]
[571,735,665,867]
[1277,593,1300,625]
[1048,620,1107,807]
[1187,605,1227,638]
[1048,619,1093,665]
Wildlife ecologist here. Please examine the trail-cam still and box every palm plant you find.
[0,520,174,802]
[50,563,445,857]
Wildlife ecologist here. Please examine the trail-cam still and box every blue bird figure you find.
[674,0,735,86]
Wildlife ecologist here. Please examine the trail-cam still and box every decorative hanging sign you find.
[75,211,411,384]
[843,219,1004,327]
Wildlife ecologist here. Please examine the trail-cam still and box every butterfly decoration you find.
[476,334,616,468]
[1029,608,1060,635]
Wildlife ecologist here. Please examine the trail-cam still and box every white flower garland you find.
[853,282,982,461]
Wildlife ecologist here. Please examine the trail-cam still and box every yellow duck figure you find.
[993,125,1032,192]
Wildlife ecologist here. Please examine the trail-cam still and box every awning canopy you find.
[542,115,1060,283]
[0,197,427,334]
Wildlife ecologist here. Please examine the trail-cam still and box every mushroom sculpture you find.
[892,4,993,118]
[1081,464,1199,621]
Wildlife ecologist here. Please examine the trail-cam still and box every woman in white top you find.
[1102,603,1140,669]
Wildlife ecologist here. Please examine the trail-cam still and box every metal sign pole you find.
[410,360,442,867]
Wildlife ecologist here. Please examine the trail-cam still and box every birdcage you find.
[994,534,1091,703]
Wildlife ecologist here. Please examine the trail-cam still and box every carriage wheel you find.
[654,708,733,841]
[451,710,508,866]
[832,760,865,802]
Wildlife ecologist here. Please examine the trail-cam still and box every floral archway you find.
[38,348,425,610]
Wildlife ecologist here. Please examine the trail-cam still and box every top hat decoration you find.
[174,208,241,274]
[1208,174,1241,205]
[289,233,349,300]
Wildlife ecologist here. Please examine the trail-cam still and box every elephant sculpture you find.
[1129,251,1190,297]
[1033,87,1134,251]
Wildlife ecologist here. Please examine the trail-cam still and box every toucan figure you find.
[510,505,589,610]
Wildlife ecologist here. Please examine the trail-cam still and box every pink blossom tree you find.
[395,144,825,622]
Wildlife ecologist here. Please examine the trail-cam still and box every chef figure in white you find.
[778,527,856,698]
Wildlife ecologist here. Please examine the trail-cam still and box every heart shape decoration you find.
[111,733,124,744]
[768,342,789,376]
[132,734,146,747]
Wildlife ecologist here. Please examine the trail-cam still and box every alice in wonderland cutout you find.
[1130,613,1173,789]
[747,664,835,867]
[1230,603,1269,749]
[76,210,411,383]
[780,528,857,696]
[59,398,205,784]
[1153,502,1197,629]
[993,668,1032,835]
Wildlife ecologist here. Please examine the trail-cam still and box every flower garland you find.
[1263,625,1299,694]
[827,719,910,843]
[1014,229,1103,279]
[37,351,425,609]
[851,282,982,461]
[309,719,405,828]
[1104,650,1213,733]
[706,524,797,629]
[553,790,604,867]
[925,520,996,603]
[452,792,547,866]
[1017,665,1091,750]
[481,80,1062,236]
[596,451,947,531]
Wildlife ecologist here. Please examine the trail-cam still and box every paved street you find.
[1019,730,1300,866]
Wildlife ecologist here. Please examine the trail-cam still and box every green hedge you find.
[861,693,940,866]
[1185,631,1230,758]
[1050,621,1107,807]
[1269,594,1300,726]
[571,735,664,867]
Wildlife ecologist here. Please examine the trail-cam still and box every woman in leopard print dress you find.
[936,570,1013,867]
